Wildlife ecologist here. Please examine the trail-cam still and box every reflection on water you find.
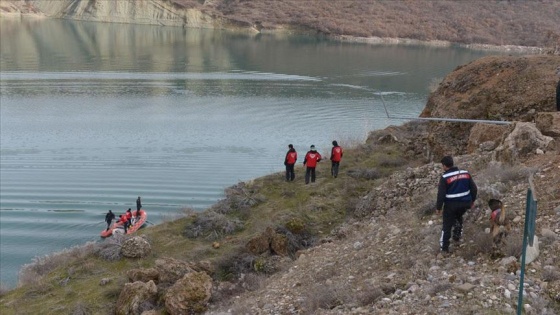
[0,17,503,287]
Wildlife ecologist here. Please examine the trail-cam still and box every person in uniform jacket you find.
[330,140,343,178]
[435,156,477,253]
[136,196,142,213]
[303,145,322,184]
[284,144,298,182]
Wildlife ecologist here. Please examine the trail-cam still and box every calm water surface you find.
[0,18,502,287]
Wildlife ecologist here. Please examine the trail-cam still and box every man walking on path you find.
[330,140,343,178]
[105,210,115,231]
[435,156,477,253]
[284,144,298,181]
[303,145,322,184]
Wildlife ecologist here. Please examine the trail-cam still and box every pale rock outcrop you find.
[115,280,158,315]
[494,122,555,164]
[535,112,560,138]
[25,0,216,27]
[522,235,539,265]
[121,236,152,258]
[155,257,195,284]
[467,123,509,153]
[164,271,213,315]
[127,267,159,283]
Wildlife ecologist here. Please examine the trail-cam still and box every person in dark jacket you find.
[435,156,477,253]
[105,210,115,231]
[136,196,142,212]
[284,144,298,182]
[330,140,343,178]
[303,145,322,184]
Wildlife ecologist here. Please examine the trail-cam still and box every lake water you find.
[0,17,500,287]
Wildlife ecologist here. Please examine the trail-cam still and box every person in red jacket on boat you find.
[330,140,343,178]
[118,214,129,234]
[126,208,133,226]
[303,145,322,184]
[284,144,297,182]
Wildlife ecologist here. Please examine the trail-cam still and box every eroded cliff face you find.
[421,55,560,158]
[0,0,239,30]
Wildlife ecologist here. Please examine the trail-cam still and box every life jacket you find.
[126,212,132,220]
[442,168,473,202]
[285,149,297,164]
[304,151,321,168]
[118,215,128,224]
[331,146,343,162]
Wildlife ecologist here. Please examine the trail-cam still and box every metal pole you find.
[517,188,532,315]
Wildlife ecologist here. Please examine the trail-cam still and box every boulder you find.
[164,271,213,315]
[467,123,509,153]
[121,236,151,259]
[494,122,555,164]
[535,112,560,138]
[420,55,560,157]
[522,235,540,265]
[246,226,289,256]
[115,280,158,315]
[155,257,195,284]
[127,268,159,283]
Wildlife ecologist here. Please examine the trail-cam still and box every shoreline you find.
[0,13,548,55]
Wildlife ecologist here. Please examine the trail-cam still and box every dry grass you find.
[18,241,98,286]
[170,0,560,49]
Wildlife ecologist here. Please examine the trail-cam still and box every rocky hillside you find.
[204,55,560,314]
[0,53,559,314]
[1,0,560,50]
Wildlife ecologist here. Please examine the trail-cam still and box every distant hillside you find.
[2,0,559,51]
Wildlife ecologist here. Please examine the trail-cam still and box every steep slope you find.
[2,0,560,49]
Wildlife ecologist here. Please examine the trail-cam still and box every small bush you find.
[503,235,523,258]
[72,302,92,315]
[184,210,244,240]
[347,168,382,180]
[304,284,341,311]
[215,250,256,281]
[95,235,125,261]
[355,285,385,306]
[19,242,98,285]
[377,154,407,168]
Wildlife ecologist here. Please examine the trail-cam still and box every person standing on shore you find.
[303,145,322,184]
[435,156,477,254]
[136,196,142,213]
[284,144,298,182]
[104,210,115,231]
[330,140,343,178]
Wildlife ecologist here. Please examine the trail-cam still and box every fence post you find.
[517,175,538,315]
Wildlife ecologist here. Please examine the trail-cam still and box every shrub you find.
[95,235,125,261]
[355,284,385,306]
[347,168,382,180]
[19,241,98,285]
[184,210,244,240]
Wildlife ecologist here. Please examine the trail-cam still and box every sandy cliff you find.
[0,0,232,29]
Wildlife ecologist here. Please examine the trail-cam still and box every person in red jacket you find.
[118,214,129,234]
[303,145,322,184]
[330,140,343,178]
[284,144,298,182]
[126,208,133,226]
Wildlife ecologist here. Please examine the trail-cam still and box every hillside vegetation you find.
[1,54,559,314]
[1,0,560,51]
